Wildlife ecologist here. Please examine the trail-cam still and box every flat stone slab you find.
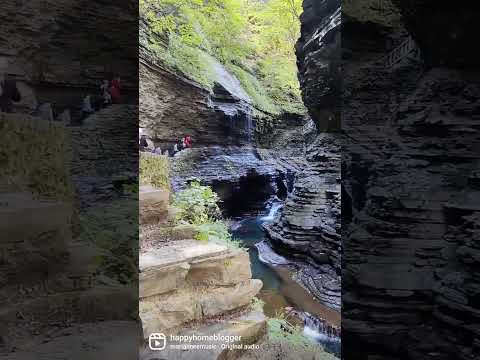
[187,248,252,287]
[139,185,169,206]
[140,240,229,272]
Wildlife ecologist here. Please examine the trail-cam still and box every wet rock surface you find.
[140,54,255,147]
[171,146,283,216]
[261,0,341,311]
[264,134,341,310]
[342,1,480,358]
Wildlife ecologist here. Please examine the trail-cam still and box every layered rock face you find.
[264,134,341,310]
[140,50,255,147]
[342,1,480,358]
[264,0,341,310]
[171,146,285,216]
[392,0,479,68]
[69,104,138,209]
[0,0,137,114]
[296,0,341,132]
[139,186,267,360]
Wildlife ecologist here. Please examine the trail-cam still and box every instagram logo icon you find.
[148,333,166,351]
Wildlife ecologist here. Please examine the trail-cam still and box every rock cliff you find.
[264,0,341,311]
[139,186,267,360]
[342,1,480,358]
[0,0,137,114]
[296,0,341,132]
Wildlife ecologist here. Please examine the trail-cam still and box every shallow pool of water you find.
[230,206,341,357]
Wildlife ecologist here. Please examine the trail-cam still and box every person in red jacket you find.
[185,136,192,148]
[109,75,122,104]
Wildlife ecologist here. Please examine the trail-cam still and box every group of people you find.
[139,135,193,156]
[80,75,123,122]
[0,71,124,126]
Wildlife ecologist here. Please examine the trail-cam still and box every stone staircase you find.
[0,193,137,356]
[139,184,267,359]
[383,35,422,68]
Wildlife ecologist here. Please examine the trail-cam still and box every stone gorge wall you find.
[0,0,137,113]
[264,0,342,311]
[296,0,341,132]
[69,105,138,209]
[139,59,239,146]
[342,1,480,359]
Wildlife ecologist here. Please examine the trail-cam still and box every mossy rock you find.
[0,113,73,203]
[140,152,170,191]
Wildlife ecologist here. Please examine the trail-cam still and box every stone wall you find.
[263,0,342,311]
[69,104,138,209]
[342,1,480,358]
[296,0,341,131]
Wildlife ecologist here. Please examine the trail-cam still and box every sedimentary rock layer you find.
[342,1,480,358]
[264,0,341,310]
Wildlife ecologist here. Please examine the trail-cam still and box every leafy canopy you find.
[141,0,305,115]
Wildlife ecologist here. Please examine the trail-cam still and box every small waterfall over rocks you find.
[204,54,255,145]
[260,201,282,221]
[301,312,341,356]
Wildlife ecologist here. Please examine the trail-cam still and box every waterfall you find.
[301,312,341,356]
[246,109,253,144]
[260,202,282,221]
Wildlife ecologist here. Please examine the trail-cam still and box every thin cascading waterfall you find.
[260,202,282,221]
[245,107,253,145]
[302,312,341,356]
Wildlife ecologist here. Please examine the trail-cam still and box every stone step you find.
[140,310,267,360]
[139,185,170,225]
[140,243,251,298]
[0,193,72,286]
[140,240,230,272]
[140,279,262,336]
[0,285,136,351]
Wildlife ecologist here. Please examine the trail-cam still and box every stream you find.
[230,201,341,357]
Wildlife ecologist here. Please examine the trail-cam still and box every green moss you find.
[0,114,73,202]
[150,35,216,90]
[226,64,280,115]
[140,152,170,191]
[267,317,324,352]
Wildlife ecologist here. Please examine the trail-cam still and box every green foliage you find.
[0,114,74,202]
[252,296,265,311]
[173,182,241,249]
[141,0,306,115]
[195,221,242,248]
[173,181,221,224]
[267,317,322,351]
[78,199,138,284]
[140,152,170,190]
[226,63,280,114]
